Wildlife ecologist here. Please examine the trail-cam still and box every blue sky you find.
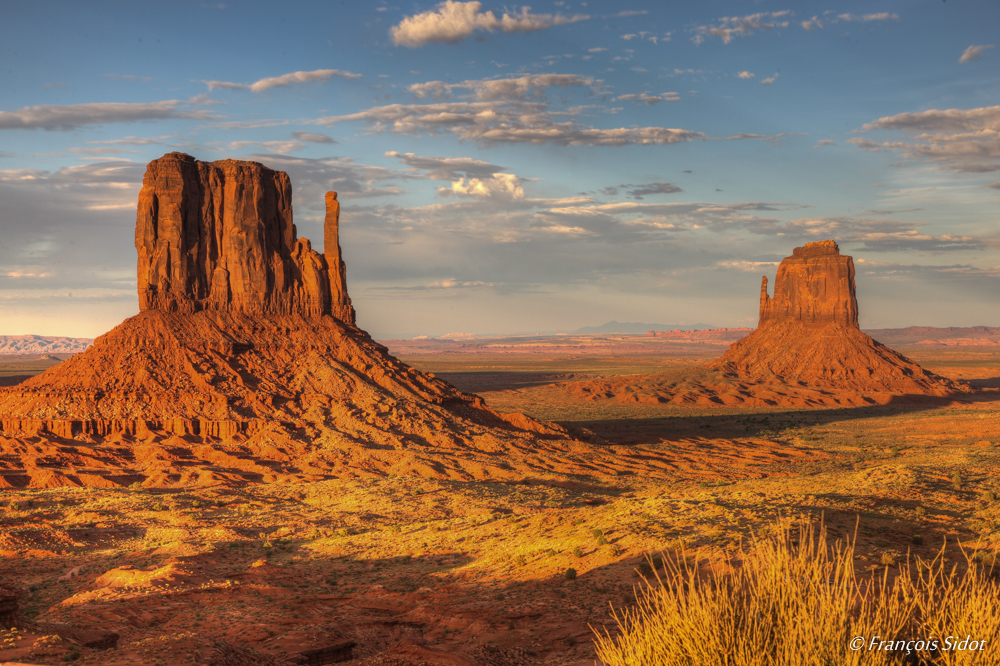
[1,0,998,338]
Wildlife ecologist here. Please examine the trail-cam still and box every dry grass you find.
[595,521,1000,666]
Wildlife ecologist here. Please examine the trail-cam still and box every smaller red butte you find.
[759,240,858,328]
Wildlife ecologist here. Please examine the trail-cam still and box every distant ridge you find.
[574,321,713,335]
[0,335,93,355]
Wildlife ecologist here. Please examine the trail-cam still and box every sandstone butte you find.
[0,153,600,490]
[561,240,967,408]
[715,240,961,394]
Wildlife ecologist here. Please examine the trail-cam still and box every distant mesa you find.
[575,321,712,335]
[0,334,93,355]
[0,153,592,490]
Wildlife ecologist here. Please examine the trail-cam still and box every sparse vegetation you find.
[595,522,1000,666]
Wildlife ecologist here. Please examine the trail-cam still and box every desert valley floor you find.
[0,334,999,665]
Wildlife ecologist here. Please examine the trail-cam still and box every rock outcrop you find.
[716,240,960,394]
[136,152,354,324]
[758,240,858,328]
[0,153,594,489]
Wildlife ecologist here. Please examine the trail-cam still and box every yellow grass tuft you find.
[594,522,1000,666]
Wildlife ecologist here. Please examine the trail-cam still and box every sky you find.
[1,0,998,339]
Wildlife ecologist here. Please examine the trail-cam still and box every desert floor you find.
[1,344,999,665]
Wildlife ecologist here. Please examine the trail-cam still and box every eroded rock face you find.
[136,152,354,324]
[759,240,858,328]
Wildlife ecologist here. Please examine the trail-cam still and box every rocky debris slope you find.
[0,153,596,489]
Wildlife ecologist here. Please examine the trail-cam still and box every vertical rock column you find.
[757,240,859,328]
[324,192,356,326]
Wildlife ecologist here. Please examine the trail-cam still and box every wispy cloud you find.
[616,92,680,105]
[761,73,779,85]
[0,101,211,131]
[837,12,899,22]
[692,11,791,45]
[198,69,361,93]
[390,0,588,47]
[737,71,755,79]
[409,73,601,101]
[627,182,683,199]
[959,44,994,63]
[292,131,337,144]
[385,151,507,179]
[851,105,1000,173]
[318,74,792,148]
[317,100,706,147]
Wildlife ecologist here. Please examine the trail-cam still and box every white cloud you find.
[0,101,210,131]
[960,45,994,63]
[801,17,824,31]
[198,69,360,93]
[250,69,361,92]
[815,139,835,147]
[588,47,608,53]
[692,11,791,45]
[615,10,647,17]
[761,73,779,85]
[390,1,588,47]
[737,71,755,79]
[441,172,525,199]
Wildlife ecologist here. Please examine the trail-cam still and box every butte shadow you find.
[0,153,620,489]
[559,240,970,409]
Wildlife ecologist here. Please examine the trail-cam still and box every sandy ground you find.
[0,344,998,665]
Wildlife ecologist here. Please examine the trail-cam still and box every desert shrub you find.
[592,528,604,538]
[598,535,609,546]
[514,554,527,567]
[572,547,584,558]
[953,470,964,490]
[594,522,1000,666]
[564,568,577,580]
